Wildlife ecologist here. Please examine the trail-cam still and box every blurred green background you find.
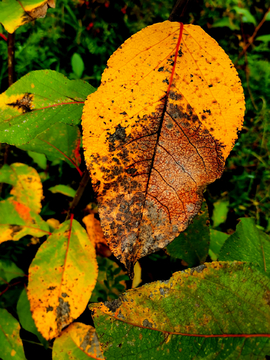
[0,0,270,232]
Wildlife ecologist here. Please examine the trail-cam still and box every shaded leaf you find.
[91,262,270,359]
[212,17,240,30]
[209,229,230,261]
[219,218,270,276]
[166,201,210,267]
[17,288,48,348]
[18,123,82,166]
[53,322,104,360]
[49,185,76,198]
[0,198,50,244]
[212,199,229,228]
[0,0,55,33]
[71,53,85,79]
[0,70,95,146]
[27,219,98,340]
[82,21,245,271]
[233,6,257,25]
[27,151,47,170]
[90,257,127,303]
[0,163,43,213]
[0,259,24,285]
[0,308,26,360]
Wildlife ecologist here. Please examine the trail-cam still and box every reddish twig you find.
[0,33,7,41]
[235,7,270,65]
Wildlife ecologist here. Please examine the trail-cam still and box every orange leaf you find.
[27,219,98,340]
[83,214,111,257]
[82,21,245,271]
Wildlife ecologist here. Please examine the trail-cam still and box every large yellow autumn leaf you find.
[82,21,245,271]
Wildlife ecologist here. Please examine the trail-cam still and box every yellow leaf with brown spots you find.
[0,0,55,34]
[53,322,104,359]
[82,21,245,272]
[0,163,43,213]
[27,218,98,340]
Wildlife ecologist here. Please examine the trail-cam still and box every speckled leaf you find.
[18,123,81,167]
[17,288,48,348]
[91,262,270,359]
[166,201,210,266]
[27,219,98,340]
[0,70,95,146]
[0,0,55,33]
[0,308,26,360]
[0,163,43,213]
[219,218,270,276]
[82,21,245,271]
[0,259,24,285]
[49,185,76,198]
[0,198,50,244]
[53,322,104,360]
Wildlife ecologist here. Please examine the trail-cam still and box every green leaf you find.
[71,53,85,79]
[18,123,81,167]
[219,218,270,276]
[266,12,270,21]
[17,288,48,348]
[166,201,210,267]
[209,229,230,261]
[256,34,270,43]
[233,6,257,25]
[90,257,128,303]
[0,259,24,285]
[0,70,95,146]
[0,308,26,359]
[48,185,76,198]
[91,262,270,359]
[0,0,55,33]
[212,199,229,228]
[212,17,240,30]
[27,151,47,170]
[53,322,104,359]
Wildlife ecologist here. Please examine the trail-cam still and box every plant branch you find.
[169,0,193,22]
[65,170,90,220]
[235,7,270,65]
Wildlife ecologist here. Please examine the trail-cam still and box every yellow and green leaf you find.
[53,322,104,360]
[27,219,98,340]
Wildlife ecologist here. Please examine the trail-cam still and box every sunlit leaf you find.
[0,163,43,213]
[91,262,270,359]
[0,198,50,244]
[219,218,270,276]
[17,288,48,348]
[0,308,26,360]
[82,21,245,270]
[71,53,85,79]
[0,70,95,146]
[0,259,24,285]
[49,185,76,198]
[233,6,257,25]
[0,0,56,33]
[27,219,98,340]
[166,201,210,267]
[18,123,81,167]
[53,322,104,360]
